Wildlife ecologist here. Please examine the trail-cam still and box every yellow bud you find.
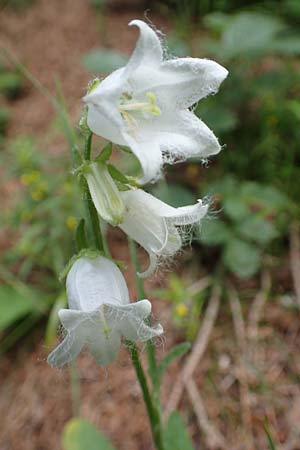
[31,189,44,201]
[175,303,188,318]
[66,216,78,231]
[20,170,41,186]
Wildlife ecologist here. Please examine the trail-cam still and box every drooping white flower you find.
[85,162,125,226]
[47,256,163,367]
[118,189,208,278]
[83,20,228,184]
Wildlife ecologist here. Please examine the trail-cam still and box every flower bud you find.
[85,162,125,226]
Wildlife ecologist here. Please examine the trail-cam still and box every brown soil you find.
[1,2,300,450]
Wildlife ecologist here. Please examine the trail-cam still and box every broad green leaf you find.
[271,37,300,55]
[82,49,127,74]
[197,105,238,134]
[151,182,196,208]
[62,418,116,450]
[223,197,249,221]
[221,13,285,59]
[223,238,260,278]
[158,342,191,382]
[203,12,231,34]
[164,411,195,450]
[237,216,278,245]
[167,35,189,57]
[0,284,42,331]
[200,218,231,246]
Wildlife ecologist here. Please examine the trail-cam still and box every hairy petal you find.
[126,20,163,74]
[47,331,85,367]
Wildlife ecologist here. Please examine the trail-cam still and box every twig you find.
[228,285,255,450]
[247,269,271,342]
[289,222,300,308]
[164,285,221,418]
[186,378,226,449]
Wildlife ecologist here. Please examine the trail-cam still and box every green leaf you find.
[237,216,278,245]
[223,238,260,278]
[223,197,250,222]
[221,13,285,59]
[82,49,127,74]
[200,218,231,246]
[164,412,195,450]
[197,105,238,134]
[263,424,277,450]
[95,142,112,163]
[0,284,42,331]
[167,35,189,57]
[62,418,116,450]
[158,342,191,382]
[151,182,196,208]
[270,36,300,55]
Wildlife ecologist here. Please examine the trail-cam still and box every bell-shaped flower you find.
[83,20,228,184]
[118,189,208,278]
[85,162,125,226]
[47,256,163,367]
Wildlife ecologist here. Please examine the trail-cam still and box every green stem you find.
[128,238,164,449]
[128,238,158,384]
[127,342,164,450]
[78,134,163,448]
[82,132,104,252]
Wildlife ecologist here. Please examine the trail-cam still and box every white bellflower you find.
[83,20,228,184]
[119,189,208,277]
[47,256,163,367]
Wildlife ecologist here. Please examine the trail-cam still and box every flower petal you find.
[119,189,169,253]
[137,251,159,279]
[66,256,130,311]
[105,300,163,342]
[158,110,222,162]
[47,331,85,367]
[157,58,228,109]
[87,329,121,366]
[165,200,209,226]
[86,103,126,145]
[123,133,163,184]
[126,20,163,74]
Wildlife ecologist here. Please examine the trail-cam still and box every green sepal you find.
[72,160,91,177]
[107,163,139,188]
[117,145,132,154]
[86,78,100,94]
[59,249,126,282]
[58,248,105,282]
[107,163,130,184]
[75,218,88,252]
[95,142,113,163]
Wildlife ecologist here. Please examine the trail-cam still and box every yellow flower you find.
[175,303,188,318]
[31,189,44,201]
[66,216,78,230]
[20,170,41,186]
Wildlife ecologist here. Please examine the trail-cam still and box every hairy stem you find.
[128,238,164,449]
[127,342,164,450]
[82,131,104,252]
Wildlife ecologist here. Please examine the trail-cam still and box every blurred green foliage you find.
[0,135,82,352]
